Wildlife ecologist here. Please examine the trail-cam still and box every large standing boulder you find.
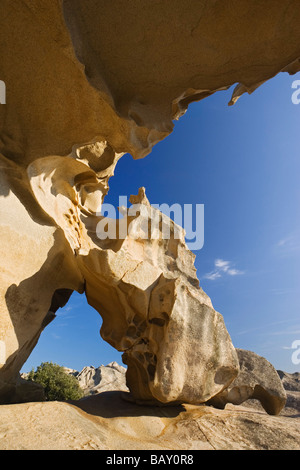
[77,188,240,404]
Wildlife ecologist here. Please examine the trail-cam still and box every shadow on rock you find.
[69,390,185,419]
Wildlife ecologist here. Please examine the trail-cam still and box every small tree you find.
[27,362,84,401]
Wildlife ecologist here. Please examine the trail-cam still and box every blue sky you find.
[22,72,300,374]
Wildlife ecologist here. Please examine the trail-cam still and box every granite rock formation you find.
[8,364,296,450]
[79,189,240,405]
[207,349,287,415]
[1,1,300,406]
[0,391,299,450]
[74,362,129,396]
[277,370,300,417]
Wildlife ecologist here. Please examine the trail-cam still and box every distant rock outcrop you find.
[7,361,297,449]
[22,359,299,419]
[72,363,128,396]
[67,357,298,419]
[207,349,287,415]
[277,371,300,417]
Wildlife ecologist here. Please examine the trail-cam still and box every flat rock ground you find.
[0,391,299,450]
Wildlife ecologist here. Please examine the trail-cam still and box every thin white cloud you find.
[237,319,300,338]
[203,258,244,281]
[227,268,244,276]
[267,329,300,337]
[51,333,62,340]
[275,230,300,254]
[268,287,299,295]
[203,271,222,281]
[215,259,230,270]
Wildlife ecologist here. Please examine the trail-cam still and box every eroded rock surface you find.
[74,362,129,396]
[277,371,300,417]
[1,1,300,406]
[207,349,287,415]
[0,392,299,450]
[79,192,240,405]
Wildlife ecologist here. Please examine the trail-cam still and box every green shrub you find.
[27,362,84,401]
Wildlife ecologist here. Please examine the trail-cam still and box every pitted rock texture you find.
[277,371,300,417]
[0,392,299,450]
[1,1,300,405]
[75,363,129,395]
[207,349,287,415]
[79,195,239,404]
[1,0,300,164]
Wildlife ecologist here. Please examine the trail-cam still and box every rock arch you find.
[1,0,298,410]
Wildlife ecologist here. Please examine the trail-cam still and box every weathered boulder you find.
[277,370,300,416]
[25,141,240,404]
[0,153,84,400]
[2,1,300,166]
[79,190,240,404]
[207,349,287,415]
[0,374,45,405]
[1,0,300,405]
[0,391,299,450]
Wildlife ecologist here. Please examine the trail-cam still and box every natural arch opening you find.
[21,291,124,376]
[19,71,300,405]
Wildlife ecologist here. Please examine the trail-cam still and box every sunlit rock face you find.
[207,349,287,415]
[1,0,299,404]
[28,144,240,404]
[77,187,240,405]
